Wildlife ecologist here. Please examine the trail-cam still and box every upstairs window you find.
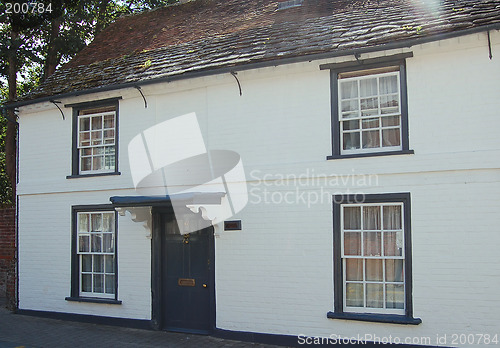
[78,106,116,173]
[323,54,413,159]
[339,68,402,154]
[68,98,120,177]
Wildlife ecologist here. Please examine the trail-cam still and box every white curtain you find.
[382,128,400,147]
[383,205,401,229]
[341,80,358,99]
[344,206,361,229]
[379,75,398,95]
[360,78,377,97]
[363,206,380,230]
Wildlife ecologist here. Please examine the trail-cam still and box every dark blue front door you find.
[162,214,213,333]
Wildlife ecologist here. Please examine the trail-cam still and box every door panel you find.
[162,214,212,333]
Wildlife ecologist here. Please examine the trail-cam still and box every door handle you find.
[202,284,207,288]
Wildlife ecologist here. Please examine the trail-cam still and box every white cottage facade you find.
[10,1,500,346]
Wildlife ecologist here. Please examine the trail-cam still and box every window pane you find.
[93,274,104,293]
[105,275,115,294]
[81,148,92,156]
[362,130,380,148]
[102,213,114,232]
[362,118,379,129]
[79,132,90,146]
[380,95,399,113]
[78,235,89,252]
[360,97,378,114]
[105,255,115,273]
[104,115,114,129]
[93,147,104,155]
[345,258,363,281]
[360,96,377,109]
[381,115,400,127]
[363,232,381,256]
[91,234,102,252]
[342,111,359,119]
[93,156,103,171]
[103,233,114,253]
[365,259,383,281]
[363,206,381,230]
[380,75,398,94]
[343,207,361,230]
[360,78,377,97]
[80,117,90,131]
[340,80,358,99]
[104,130,114,140]
[343,132,360,150]
[93,255,104,272]
[91,131,102,146]
[382,129,400,147]
[78,214,89,232]
[91,116,102,130]
[366,283,384,308]
[81,157,91,171]
[344,232,361,255]
[384,231,403,256]
[361,109,378,117]
[383,206,402,230]
[346,283,363,307]
[91,214,102,231]
[386,284,404,309]
[104,155,115,170]
[81,255,92,272]
[82,274,92,292]
[341,99,358,113]
[386,259,404,282]
[342,120,359,131]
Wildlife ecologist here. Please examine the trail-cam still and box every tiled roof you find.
[21,0,500,102]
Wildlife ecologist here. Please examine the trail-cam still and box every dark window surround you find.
[67,204,120,304]
[329,192,421,325]
[65,296,122,305]
[322,53,414,160]
[67,97,121,177]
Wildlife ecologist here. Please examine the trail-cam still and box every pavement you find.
[0,298,284,348]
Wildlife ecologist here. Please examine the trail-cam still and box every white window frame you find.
[77,110,116,174]
[76,211,116,299]
[338,70,403,155]
[341,202,405,315]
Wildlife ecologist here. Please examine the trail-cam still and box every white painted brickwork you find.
[17,31,500,346]
[18,190,151,319]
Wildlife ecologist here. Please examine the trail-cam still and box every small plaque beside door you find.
[224,220,241,231]
[178,278,196,287]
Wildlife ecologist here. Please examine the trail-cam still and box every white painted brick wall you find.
[18,191,151,319]
[17,30,500,347]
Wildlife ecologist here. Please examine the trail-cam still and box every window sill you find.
[327,311,421,325]
[67,172,121,179]
[65,297,122,305]
[327,149,414,160]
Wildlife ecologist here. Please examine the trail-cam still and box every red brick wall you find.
[0,207,16,310]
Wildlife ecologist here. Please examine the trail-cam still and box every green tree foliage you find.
[0,0,178,206]
[0,82,12,207]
